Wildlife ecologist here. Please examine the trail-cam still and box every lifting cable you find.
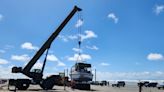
[41,48,49,74]
[77,11,83,62]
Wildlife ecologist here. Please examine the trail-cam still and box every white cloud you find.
[0,58,9,64]
[80,30,97,41]
[86,45,99,50]
[0,14,3,21]
[58,35,68,42]
[47,54,65,67]
[0,65,28,79]
[21,42,39,50]
[0,50,5,53]
[58,35,77,42]
[154,5,164,15]
[147,53,164,61]
[58,30,97,42]
[68,35,78,40]
[94,71,164,81]
[11,54,30,62]
[108,13,119,23]
[100,62,110,66]
[4,45,14,50]
[72,48,82,52]
[33,61,43,69]
[135,62,140,65]
[75,19,84,28]
[57,61,66,67]
[47,54,58,61]
[67,53,91,62]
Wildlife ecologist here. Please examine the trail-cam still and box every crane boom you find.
[12,6,81,78]
[9,6,82,90]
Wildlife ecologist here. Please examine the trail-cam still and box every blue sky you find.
[0,0,164,80]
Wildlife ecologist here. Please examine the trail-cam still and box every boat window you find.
[84,67,91,73]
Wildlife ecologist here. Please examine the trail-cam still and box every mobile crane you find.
[8,6,82,90]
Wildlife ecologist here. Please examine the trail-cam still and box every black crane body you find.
[8,6,81,90]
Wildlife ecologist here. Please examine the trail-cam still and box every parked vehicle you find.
[157,83,164,89]
[90,81,100,85]
[112,81,125,87]
[0,79,7,84]
[145,82,158,87]
[137,81,149,87]
[100,81,107,86]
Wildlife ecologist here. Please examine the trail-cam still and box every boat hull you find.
[70,71,93,81]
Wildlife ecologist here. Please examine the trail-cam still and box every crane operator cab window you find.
[31,69,42,73]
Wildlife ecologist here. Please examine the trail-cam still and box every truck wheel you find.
[17,83,29,90]
[40,80,54,90]
[40,76,57,90]
[40,75,60,90]
[76,84,90,90]
[85,84,90,90]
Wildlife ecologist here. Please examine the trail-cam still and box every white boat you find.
[70,63,93,82]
